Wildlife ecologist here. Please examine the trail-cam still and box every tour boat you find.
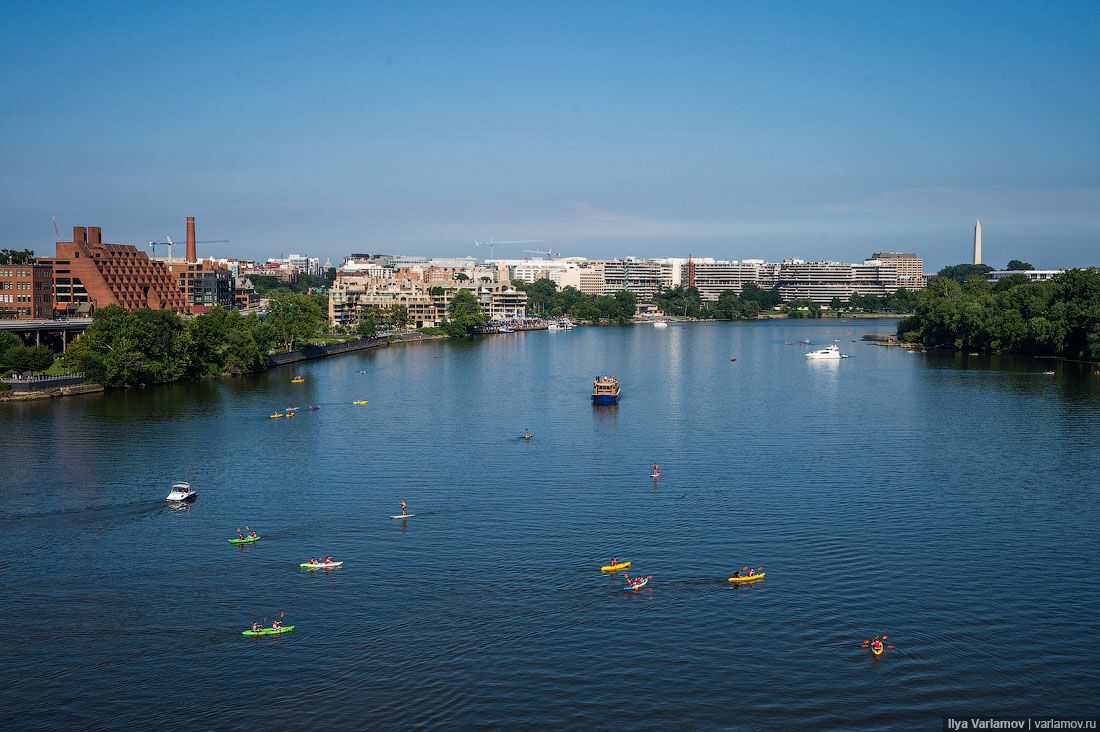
[805,345,844,360]
[166,482,196,503]
[592,376,620,405]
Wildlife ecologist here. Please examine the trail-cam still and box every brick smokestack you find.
[186,216,197,262]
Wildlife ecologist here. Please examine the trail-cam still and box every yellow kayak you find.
[601,561,631,572]
[353,400,369,405]
[728,572,765,584]
[269,413,284,419]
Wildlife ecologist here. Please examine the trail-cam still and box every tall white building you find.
[973,220,982,265]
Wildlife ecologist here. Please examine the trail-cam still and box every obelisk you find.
[973,219,982,265]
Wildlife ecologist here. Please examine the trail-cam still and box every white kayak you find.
[390,514,415,519]
[300,561,343,569]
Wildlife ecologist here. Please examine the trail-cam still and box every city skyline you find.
[2,2,1098,270]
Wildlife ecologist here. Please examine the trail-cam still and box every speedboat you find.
[805,345,843,360]
[652,320,669,328]
[498,326,515,333]
[166,482,196,502]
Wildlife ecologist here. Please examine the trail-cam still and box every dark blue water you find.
[2,320,1099,730]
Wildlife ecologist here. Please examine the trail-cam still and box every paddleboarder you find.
[400,500,408,518]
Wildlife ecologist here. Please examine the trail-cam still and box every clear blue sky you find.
[1,0,1097,269]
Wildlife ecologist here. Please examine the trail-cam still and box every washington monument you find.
[973,219,982,265]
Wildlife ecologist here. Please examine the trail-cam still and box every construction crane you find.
[147,236,230,259]
[523,247,559,258]
[51,216,62,242]
[473,237,543,260]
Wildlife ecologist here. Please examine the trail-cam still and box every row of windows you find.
[0,282,35,290]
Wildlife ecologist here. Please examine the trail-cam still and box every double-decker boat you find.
[592,375,620,405]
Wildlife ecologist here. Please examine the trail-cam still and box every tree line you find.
[61,293,327,387]
[898,267,1100,361]
[511,280,638,323]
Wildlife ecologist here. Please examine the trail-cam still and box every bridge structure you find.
[0,318,92,351]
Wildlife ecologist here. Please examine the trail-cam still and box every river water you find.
[2,320,1098,730]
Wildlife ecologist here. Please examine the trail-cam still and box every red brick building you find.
[0,261,54,319]
[45,227,188,313]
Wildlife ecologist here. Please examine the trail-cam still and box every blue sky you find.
[1,1,1097,269]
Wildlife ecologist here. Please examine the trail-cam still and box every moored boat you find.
[592,375,620,404]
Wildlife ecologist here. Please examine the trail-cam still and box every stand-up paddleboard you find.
[650,472,661,478]
[229,536,261,544]
[390,514,415,520]
[300,561,343,569]
[242,625,294,636]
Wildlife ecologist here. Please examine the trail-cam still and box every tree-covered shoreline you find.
[898,268,1100,361]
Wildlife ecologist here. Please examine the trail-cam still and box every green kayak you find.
[242,625,294,636]
[229,536,261,544]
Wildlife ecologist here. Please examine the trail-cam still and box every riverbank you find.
[0,383,104,401]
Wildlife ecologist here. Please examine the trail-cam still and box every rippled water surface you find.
[2,320,1099,730]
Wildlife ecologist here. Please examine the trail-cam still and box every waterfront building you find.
[777,259,900,304]
[870,252,926,290]
[679,260,780,302]
[0,261,54,320]
[550,262,606,295]
[973,220,982,265]
[329,276,527,328]
[987,269,1065,283]
[598,258,674,300]
[44,226,187,313]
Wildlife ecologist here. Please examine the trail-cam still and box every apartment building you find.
[0,262,54,319]
[44,226,188,313]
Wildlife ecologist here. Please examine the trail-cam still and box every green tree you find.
[356,316,378,338]
[936,263,994,284]
[443,288,488,336]
[1,248,35,264]
[4,345,54,372]
[188,307,267,376]
[264,293,325,351]
[454,272,470,281]
[829,296,846,311]
[1006,259,1034,271]
[0,331,22,370]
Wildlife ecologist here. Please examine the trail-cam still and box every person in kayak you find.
[609,556,618,567]
[400,500,408,517]
[308,557,317,564]
[247,526,258,538]
[251,622,262,633]
[524,430,532,440]
[731,569,740,578]
[271,619,282,630]
[871,637,884,653]
[236,528,244,540]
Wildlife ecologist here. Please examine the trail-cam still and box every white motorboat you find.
[804,345,844,360]
[652,320,669,328]
[166,482,196,502]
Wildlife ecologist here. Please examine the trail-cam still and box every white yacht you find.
[166,482,196,502]
[804,345,846,360]
[652,320,669,328]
